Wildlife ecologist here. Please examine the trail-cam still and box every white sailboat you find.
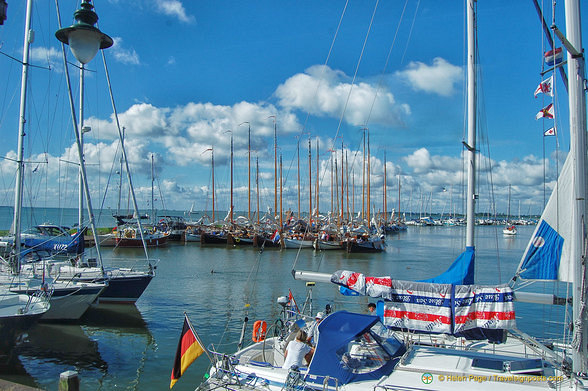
[195,1,588,390]
[0,0,107,321]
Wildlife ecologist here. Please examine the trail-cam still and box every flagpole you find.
[183,312,214,363]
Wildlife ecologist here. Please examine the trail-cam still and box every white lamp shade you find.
[68,28,101,64]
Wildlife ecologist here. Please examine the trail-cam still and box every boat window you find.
[509,359,543,375]
[335,330,396,374]
[471,358,505,372]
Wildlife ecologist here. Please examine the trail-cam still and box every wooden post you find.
[59,370,79,391]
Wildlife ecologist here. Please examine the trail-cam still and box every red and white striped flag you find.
[536,103,554,120]
[534,75,553,97]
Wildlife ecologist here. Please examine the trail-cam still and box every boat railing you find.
[98,257,160,274]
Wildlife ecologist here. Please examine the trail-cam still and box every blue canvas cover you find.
[306,311,401,385]
[419,246,475,285]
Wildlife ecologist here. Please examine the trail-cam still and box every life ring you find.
[252,320,267,342]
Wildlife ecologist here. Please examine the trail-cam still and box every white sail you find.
[514,152,573,283]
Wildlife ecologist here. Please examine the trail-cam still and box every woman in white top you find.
[282,330,314,369]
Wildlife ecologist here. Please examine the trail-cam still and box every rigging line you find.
[300,0,349,134]
[330,0,380,152]
[364,0,409,127]
[399,0,421,67]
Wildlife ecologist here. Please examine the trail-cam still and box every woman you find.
[282,329,314,369]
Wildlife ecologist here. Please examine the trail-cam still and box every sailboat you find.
[196,1,587,389]
[0,290,50,349]
[35,0,157,305]
[0,0,107,321]
[503,184,517,236]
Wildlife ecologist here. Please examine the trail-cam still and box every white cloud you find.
[275,65,410,127]
[111,37,140,65]
[156,0,195,24]
[397,57,462,96]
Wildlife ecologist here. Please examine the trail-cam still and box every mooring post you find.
[58,370,79,391]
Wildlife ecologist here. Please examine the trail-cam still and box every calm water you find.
[0,223,567,391]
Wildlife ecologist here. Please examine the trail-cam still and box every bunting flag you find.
[544,127,556,136]
[534,75,554,98]
[288,289,300,313]
[544,47,563,66]
[270,229,280,243]
[536,103,554,120]
[170,314,206,389]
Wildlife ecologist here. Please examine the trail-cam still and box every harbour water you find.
[0,220,565,391]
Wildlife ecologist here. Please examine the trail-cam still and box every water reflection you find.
[5,304,155,390]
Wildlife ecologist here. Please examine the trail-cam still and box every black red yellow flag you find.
[170,314,205,389]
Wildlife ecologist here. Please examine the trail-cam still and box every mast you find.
[367,128,371,226]
[256,157,260,225]
[151,154,155,225]
[78,63,85,231]
[230,130,234,224]
[361,128,366,222]
[212,148,215,222]
[345,150,349,222]
[341,141,344,223]
[398,175,401,222]
[564,0,587,373]
[316,140,319,222]
[11,0,34,272]
[383,151,387,224]
[117,127,125,216]
[279,154,283,228]
[297,139,301,221]
[272,117,277,219]
[465,0,476,249]
[308,137,312,224]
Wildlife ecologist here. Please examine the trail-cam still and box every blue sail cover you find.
[307,311,400,385]
[419,246,475,285]
[518,220,563,280]
[21,229,85,255]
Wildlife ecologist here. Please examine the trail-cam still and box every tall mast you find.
[397,175,401,222]
[212,148,215,222]
[11,0,34,271]
[465,0,476,248]
[330,152,333,218]
[367,128,371,226]
[341,141,344,223]
[117,127,125,216]
[346,150,349,222]
[240,122,251,221]
[362,129,366,222]
[151,154,154,225]
[256,157,260,225]
[230,131,234,224]
[383,151,387,224]
[272,117,277,219]
[564,0,587,373]
[315,140,319,222]
[279,154,283,228]
[297,139,301,221]
[308,137,312,224]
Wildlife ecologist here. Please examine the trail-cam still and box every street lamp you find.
[55,0,112,64]
[55,0,112,231]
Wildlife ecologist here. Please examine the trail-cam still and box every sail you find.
[514,153,572,283]
[419,246,475,285]
[331,270,516,337]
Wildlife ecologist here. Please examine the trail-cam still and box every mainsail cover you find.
[331,270,516,335]
[515,153,572,283]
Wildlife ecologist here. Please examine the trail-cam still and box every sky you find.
[0,0,585,223]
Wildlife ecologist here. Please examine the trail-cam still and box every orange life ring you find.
[252,320,267,342]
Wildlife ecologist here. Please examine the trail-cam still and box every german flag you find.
[170,314,206,389]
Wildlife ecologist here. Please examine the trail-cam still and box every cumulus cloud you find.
[397,57,462,96]
[111,37,140,65]
[156,0,195,24]
[275,65,410,127]
[85,101,301,167]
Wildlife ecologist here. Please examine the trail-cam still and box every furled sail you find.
[514,153,572,283]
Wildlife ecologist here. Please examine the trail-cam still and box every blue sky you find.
[0,0,584,221]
